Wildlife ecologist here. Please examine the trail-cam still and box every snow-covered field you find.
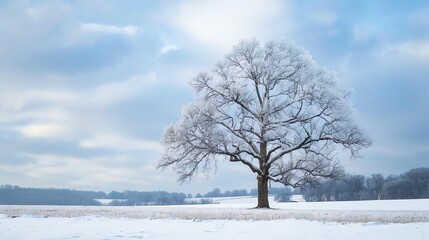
[1,197,428,239]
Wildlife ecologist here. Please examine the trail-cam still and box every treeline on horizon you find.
[0,186,189,206]
[302,167,429,201]
[1,167,427,205]
[0,185,285,206]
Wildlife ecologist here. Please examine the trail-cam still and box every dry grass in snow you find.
[1,197,429,223]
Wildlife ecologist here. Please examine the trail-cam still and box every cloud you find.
[370,40,429,68]
[80,133,162,152]
[93,72,156,105]
[24,2,71,21]
[2,153,154,191]
[161,44,178,54]
[5,73,155,111]
[0,71,158,137]
[19,123,69,139]
[390,41,429,59]
[0,89,77,110]
[0,1,71,57]
[0,72,160,153]
[165,0,291,53]
[80,23,139,36]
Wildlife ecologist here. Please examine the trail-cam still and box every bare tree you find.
[345,174,366,200]
[403,168,429,198]
[159,40,371,208]
[367,173,385,200]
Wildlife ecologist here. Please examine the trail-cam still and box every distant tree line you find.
[0,185,104,205]
[107,190,186,206]
[303,168,429,201]
[197,188,250,198]
[0,186,187,206]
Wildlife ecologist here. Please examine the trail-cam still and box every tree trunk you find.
[257,176,270,208]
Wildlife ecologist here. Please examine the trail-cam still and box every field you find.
[1,196,429,239]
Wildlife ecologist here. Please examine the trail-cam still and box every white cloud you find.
[80,133,162,152]
[19,123,69,138]
[161,44,179,54]
[93,73,156,105]
[394,41,429,59]
[378,41,429,59]
[0,88,77,110]
[1,72,159,148]
[165,0,291,53]
[7,153,153,190]
[80,23,139,36]
[0,73,156,110]
[0,2,70,52]
[24,2,71,21]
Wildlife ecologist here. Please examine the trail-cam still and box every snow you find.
[1,215,428,240]
[190,195,429,211]
[290,194,306,202]
[1,197,428,239]
[94,198,126,205]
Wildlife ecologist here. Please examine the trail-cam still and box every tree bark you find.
[257,175,270,208]
[257,138,269,208]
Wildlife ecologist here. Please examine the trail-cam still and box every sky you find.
[0,0,428,194]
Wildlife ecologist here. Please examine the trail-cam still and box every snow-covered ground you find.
[1,215,428,240]
[1,197,428,239]
[94,198,127,205]
[212,195,429,211]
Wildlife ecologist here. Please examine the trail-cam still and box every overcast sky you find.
[1,0,428,194]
